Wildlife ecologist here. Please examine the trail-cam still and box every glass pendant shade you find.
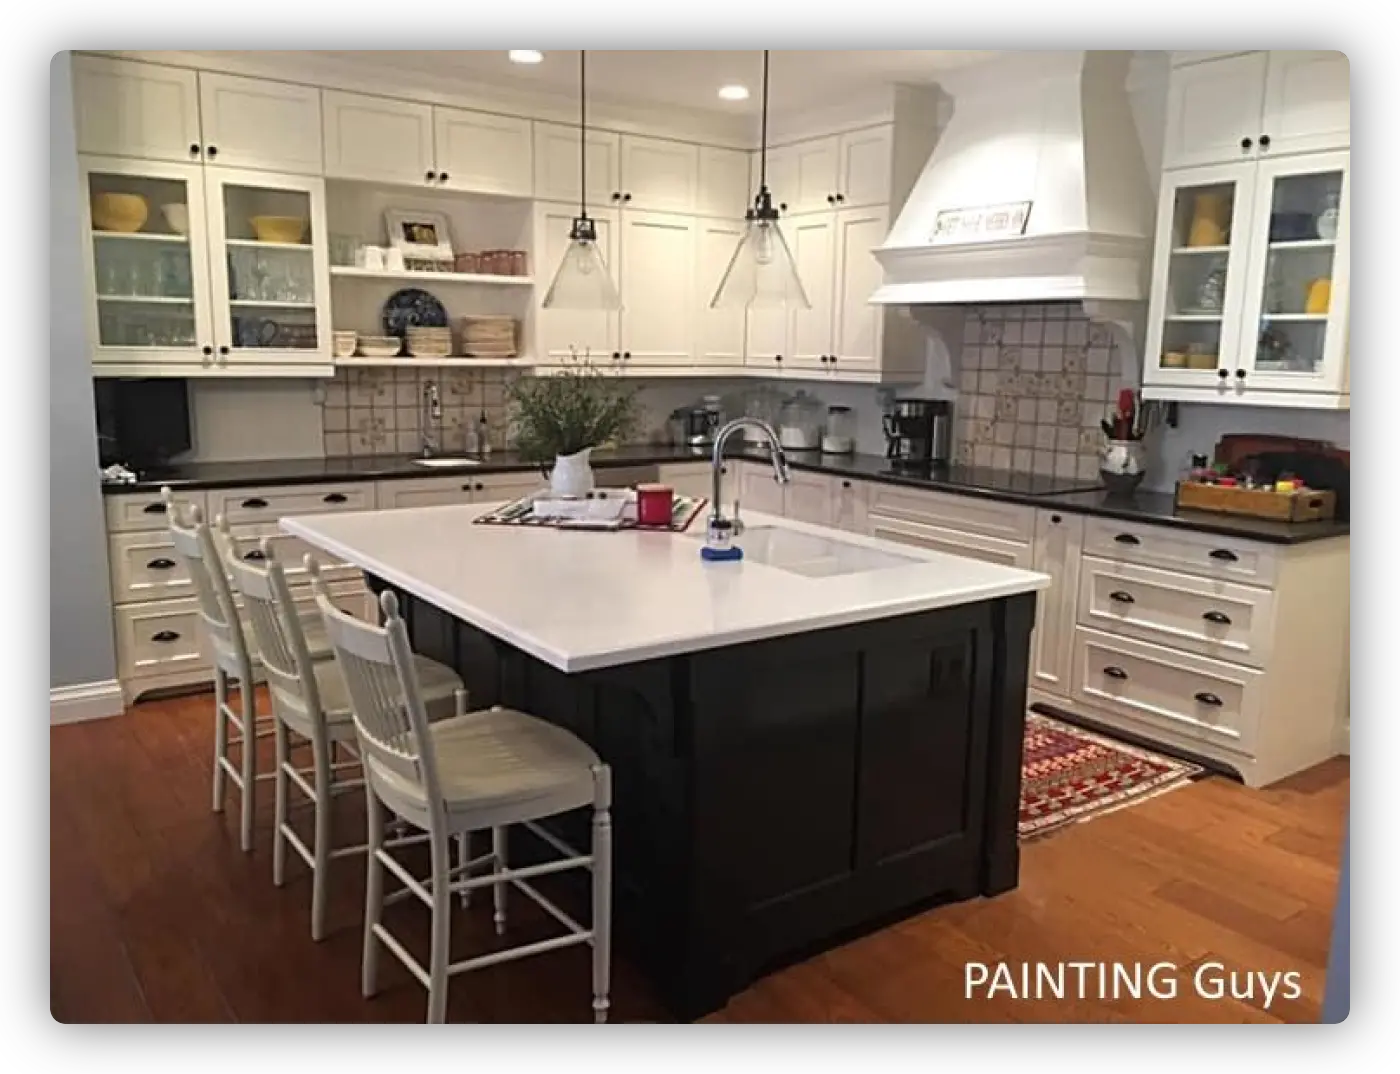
[543,220,621,310]
[709,214,810,311]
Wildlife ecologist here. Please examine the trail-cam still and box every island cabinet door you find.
[853,605,995,874]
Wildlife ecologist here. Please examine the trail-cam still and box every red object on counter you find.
[1114,388,1137,440]
[1217,477,1238,487]
[636,483,675,527]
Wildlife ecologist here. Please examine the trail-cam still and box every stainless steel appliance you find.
[680,402,723,447]
[882,398,953,468]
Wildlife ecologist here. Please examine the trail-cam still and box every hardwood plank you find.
[51,695,1347,1024]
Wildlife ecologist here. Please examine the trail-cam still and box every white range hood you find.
[871,51,1153,312]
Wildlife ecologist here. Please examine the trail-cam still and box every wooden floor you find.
[51,689,1348,1024]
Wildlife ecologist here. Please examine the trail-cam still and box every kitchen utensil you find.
[160,203,189,235]
[882,398,952,467]
[92,192,148,232]
[821,406,856,454]
[382,288,449,339]
[1305,278,1332,315]
[1100,438,1147,497]
[636,484,675,527]
[1195,264,1227,312]
[250,215,307,244]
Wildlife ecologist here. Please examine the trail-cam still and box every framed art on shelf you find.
[385,208,455,264]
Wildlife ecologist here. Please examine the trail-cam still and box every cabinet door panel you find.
[830,479,868,533]
[619,211,695,367]
[323,90,434,185]
[198,72,323,175]
[1261,51,1350,156]
[1163,52,1268,169]
[697,146,753,218]
[833,207,887,375]
[837,126,892,207]
[533,122,620,207]
[786,214,836,368]
[534,202,619,363]
[765,138,840,215]
[782,472,831,525]
[695,218,748,368]
[619,136,699,213]
[738,463,786,517]
[73,55,200,163]
[1030,510,1083,697]
[434,108,532,196]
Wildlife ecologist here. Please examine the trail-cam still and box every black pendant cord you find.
[758,50,770,196]
[579,50,588,219]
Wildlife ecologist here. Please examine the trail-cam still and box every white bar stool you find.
[311,576,613,1024]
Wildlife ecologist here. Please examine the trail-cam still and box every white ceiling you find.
[309,50,999,117]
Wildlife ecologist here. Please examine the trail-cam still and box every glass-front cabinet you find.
[1143,150,1350,406]
[82,157,332,376]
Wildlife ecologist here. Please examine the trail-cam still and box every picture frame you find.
[384,208,455,263]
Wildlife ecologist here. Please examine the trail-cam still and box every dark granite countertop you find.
[103,446,1349,545]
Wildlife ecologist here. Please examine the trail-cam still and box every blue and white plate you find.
[381,288,448,338]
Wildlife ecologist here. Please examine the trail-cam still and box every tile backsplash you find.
[320,367,515,457]
[954,304,1124,481]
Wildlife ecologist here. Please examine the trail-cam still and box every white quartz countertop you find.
[283,504,1050,673]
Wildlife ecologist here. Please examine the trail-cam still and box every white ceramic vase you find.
[550,447,595,498]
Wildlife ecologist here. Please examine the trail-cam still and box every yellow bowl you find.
[1186,352,1218,370]
[92,193,149,233]
[250,215,308,244]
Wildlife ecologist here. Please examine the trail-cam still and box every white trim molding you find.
[50,680,125,725]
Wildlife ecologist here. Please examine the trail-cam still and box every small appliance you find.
[95,377,192,469]
[681,404,721,447]
[882,398,953,469]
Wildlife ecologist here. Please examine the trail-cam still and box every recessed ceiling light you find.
[508,50,544,65]
[718,84,750,102]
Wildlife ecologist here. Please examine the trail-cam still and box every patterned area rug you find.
[1020,711,1206,840]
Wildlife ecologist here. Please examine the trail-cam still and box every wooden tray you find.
[1175,480,1336,522]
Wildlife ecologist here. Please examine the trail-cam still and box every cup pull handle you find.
[151,630,181,643]
[323,493,348,504]
[241,497,269,509]
[1194,691,1223,707]
[242,549,267,562]
[143,503,168,515]
[1109,591,1135,604]
[1114,533,1141,546]
[1202,610,1232,625]
[1103,666,1129,680]
[146,557,177,570]
[1209,548,1239,562]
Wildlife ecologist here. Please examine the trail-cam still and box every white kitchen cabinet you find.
[618,210,696,368]
[782,470,832,525]
[1142,151,1350,407]
[533,202,620,364]
[473,471,547,506]
[1030,509,1083,698]
[765,137,839,215]
[204,167,333,373]
[322,90,435,186]
[745,304,790,375]
[197,72,323,175]
[836,126,894,208]
[786,213,837,371]
[82,156,217,374]
[533,122,620,208]
[1260,52,1351,157]
[434,107,533,197]
[697,146,752,218]
[657,463,719,503]
[1163,51,1348,170]
[831,206,888,377]
[829,477,868,533]
[737,462,786,517]
[695,218,749,369]
[73,55,201,164]
[619,135,699,213]
[864,483,1035,568]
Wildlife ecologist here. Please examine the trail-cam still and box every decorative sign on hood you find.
[930,201,1033,245]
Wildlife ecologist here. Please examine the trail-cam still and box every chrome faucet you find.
[709,418,789,546]
[420,380,442,457]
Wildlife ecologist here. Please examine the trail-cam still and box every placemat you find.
[474,490,708,532]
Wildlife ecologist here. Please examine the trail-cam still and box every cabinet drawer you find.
[105,489,207,533]
[869,517,1033,569]
[376,477,477,511]
[657,463,717,502]
[1078,556,1275,669]
[227,523,359,586]
[866,484,1035,544]
[108,531,195,605]
[115,598,208,680]
[1081,516,1278,588]
[207,482,373,526]
[1072,626,1263,757]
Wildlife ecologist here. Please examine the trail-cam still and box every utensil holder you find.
[1100,438,1147,497]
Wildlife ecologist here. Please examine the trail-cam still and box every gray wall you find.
[50,51,117,691]
[1322,825,1349,1023]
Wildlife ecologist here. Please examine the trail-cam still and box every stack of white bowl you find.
[332,330,358,358]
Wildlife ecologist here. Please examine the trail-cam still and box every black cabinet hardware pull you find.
[1235,368,1247,379]
[611,351,621,360]
[439,172,449,182]
[206,145,218,157]
[841,480,851,489]
[1240,137,1253,150]
[189,143,201,156]
[425,170,436,181]
[1114,533,1140,546]
[461,484,474,492]
[835,193,846,203]
[241,497,269,509]
[623,351,631,360]
[819,356,829,364]
[774,354,783,362]
[202,345,213,356]
[1103,666,1129,680]
[829,354,837,363]
[1050,514,1062,524]
[1258,134,1271,148]
[1209,548,1239,562]
[826,194,836,205]
[1202,610,1232,625]
[1194,691,1223,707]
[1217,368,1229,379]
[218,345,229,356]
[474,483,485,491]
[151,630,180,643]
[142,503,167,515]
[622,192,632,202]
[146,557,176,570]
[1109,590,1135,604]
[242,549,266,562]
[322,493,348,504]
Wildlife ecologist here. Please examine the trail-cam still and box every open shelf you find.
[330,266,534,287]
[1170,244,1231,255]
[96,294,193,305]
[225,239,313,251]
[93,231,189,244]
[1268,239,1335,251]
[334,356,535,369]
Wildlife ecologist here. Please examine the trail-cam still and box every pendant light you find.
[709,50,810,311]
[542,51,621,311]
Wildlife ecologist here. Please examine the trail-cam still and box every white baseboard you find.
[50,680,125,725]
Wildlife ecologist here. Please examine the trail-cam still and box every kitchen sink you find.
[719,525,922,578]
[412,458,482,468]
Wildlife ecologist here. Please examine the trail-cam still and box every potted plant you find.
[506,354,641,497]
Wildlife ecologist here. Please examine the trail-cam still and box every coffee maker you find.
[882,398,953,469]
